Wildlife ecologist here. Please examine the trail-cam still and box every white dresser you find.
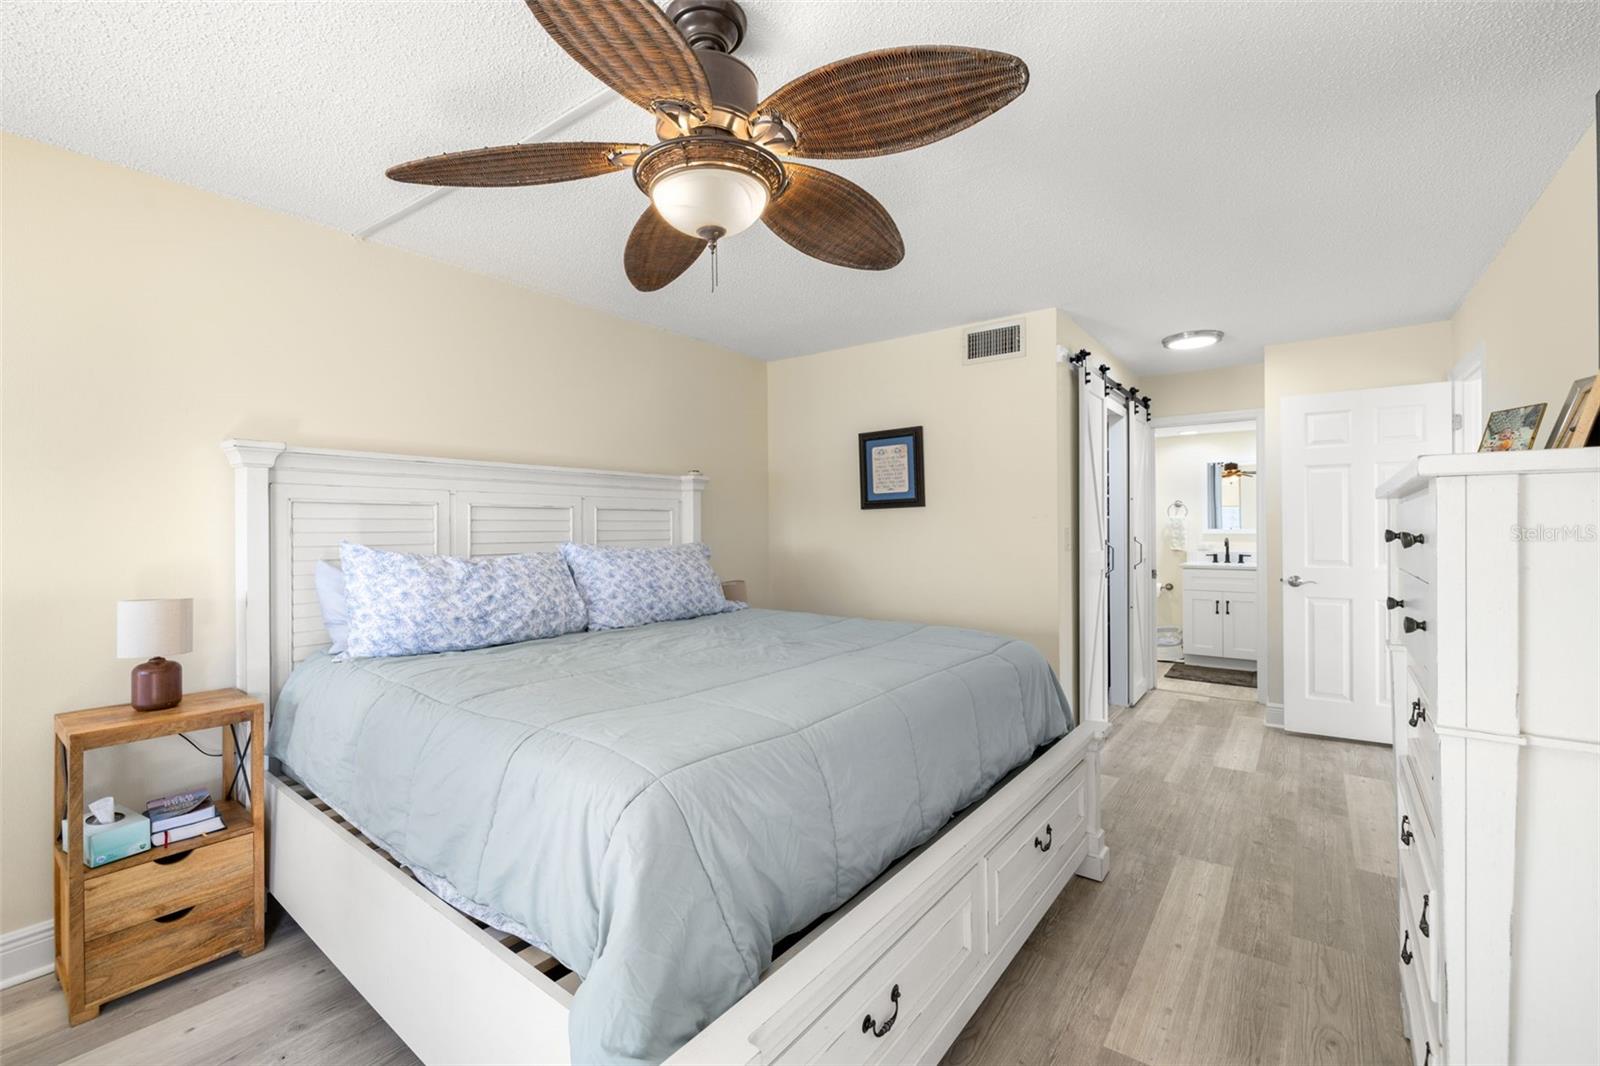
[1378,450,1599,1066]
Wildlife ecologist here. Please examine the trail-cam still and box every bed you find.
[223,439,1109,1066]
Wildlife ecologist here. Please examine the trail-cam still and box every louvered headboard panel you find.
[281,492,447,667]
[455,493,581,558]
[224,441,706,712]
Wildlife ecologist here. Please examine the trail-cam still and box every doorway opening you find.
[1150,410,1268,707]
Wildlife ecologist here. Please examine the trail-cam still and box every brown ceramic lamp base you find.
[130,657,182,712]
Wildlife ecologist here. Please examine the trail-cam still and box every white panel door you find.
[1127,409,1156,705]
[1281,382,1450,741]
[1078,374,1110,724]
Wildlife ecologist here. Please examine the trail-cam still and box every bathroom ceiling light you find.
[1162,330,1224,351]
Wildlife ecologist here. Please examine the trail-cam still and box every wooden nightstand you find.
[53,689,265,1024]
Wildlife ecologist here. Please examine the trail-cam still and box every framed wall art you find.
[859,426,925,509]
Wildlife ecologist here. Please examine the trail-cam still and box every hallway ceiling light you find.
[1162,330,1224,351]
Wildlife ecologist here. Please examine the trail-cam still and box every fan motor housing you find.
[666,0,746,54]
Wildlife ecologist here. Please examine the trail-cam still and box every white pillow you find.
[313,560,349,655]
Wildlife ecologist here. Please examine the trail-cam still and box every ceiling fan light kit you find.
[385,0,1029,291]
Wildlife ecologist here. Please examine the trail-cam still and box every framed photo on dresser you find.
[858,426,925,509]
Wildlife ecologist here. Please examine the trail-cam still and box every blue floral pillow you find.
[559,542,744,631]
[339,542,587,659]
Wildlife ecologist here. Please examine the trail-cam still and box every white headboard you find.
[221,440,706,712]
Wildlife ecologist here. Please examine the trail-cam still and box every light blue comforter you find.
[269,608,1072,1064]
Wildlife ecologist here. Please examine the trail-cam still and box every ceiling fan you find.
[386,0,1029,292]
[1220,462,1256,479]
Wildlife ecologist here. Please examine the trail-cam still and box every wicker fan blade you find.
[625,205,705,291]
[526,0,711,114]
[763,164,903,270]
[758,46,1028,160]
[386,142,644,187]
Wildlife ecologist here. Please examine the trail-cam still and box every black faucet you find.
[1224,537,1231,563]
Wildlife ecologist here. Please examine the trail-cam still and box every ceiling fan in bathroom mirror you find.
[384,0,1029,291]
[1219,462,1256,479]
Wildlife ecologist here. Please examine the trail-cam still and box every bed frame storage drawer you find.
[770,864,985,1066]
[82,835,254,941]
[986,758,1089,948]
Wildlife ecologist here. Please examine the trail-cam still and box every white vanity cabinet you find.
[1180,565,1257,666]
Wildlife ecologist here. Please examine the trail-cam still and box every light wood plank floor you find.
[3,668,1406,1066]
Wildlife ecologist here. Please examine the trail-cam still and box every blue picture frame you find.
[859,426,925,509]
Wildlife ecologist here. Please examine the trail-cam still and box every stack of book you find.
[144,789,224,846]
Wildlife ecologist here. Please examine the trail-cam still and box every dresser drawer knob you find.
[862,984,900,1039]
[1399,815,1413,847]
[1386,596,1406,610]
[1385,529,1426,549]
[1409,699,1427,728]
[1034,824,1053,853]
[1400,930,1413,965]
[1423,1042,1432,1066]
[154,906,195,924]
[1403,616,1427,634]
[1419,893,1430,937]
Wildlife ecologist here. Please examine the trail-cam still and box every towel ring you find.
[1166,501,1189,520]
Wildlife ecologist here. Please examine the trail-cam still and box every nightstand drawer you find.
[83,835,253,940]
[83,891,255,1004]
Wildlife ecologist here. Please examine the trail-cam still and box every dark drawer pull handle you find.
[1384,529,1425,548]
[1214,599,1219,615]
[1400,815,1413,847]
[1409,699,1427,728]
[1034,824,1053,853]
[1400,930,1413,965]
[154,906,195,924]
[1423,1042,1432,1066]
[862,984,900,1038]
[1386,596,1405,610]
[153,849,195,866]
[1419,893,1430,937]
[1403,616,1427,634]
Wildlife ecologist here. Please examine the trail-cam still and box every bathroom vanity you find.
[1180,562,1259,667]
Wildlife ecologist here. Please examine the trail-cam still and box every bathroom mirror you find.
[1206,461,1256,532]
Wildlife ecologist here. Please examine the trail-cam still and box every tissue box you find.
[61,805,151,868]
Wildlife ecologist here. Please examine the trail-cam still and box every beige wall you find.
[0,135,770,933]
[767,309,1066,665]
[1153,430,1258,628]
[1142,362,1265,419]
[1261,320,1456,705]
[1455,125,1598,419]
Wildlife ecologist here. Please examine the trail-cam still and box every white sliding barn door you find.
[1127,409,1156,705]
[1281,382,1450,741]
[1078,373,1110,725]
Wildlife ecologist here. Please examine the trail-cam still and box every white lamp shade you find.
[650,167,769,239]
[116,598,193,659]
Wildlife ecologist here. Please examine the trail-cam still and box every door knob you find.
[1282,575,1317,588]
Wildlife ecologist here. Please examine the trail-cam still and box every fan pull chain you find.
[708,238,719,292]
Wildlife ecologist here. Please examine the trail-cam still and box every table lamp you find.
[116,598,193,711]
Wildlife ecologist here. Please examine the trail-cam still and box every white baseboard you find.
[0,920,55,989]
[1264,701,1285,729]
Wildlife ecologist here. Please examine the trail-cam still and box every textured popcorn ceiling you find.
[4,2,1597,369]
